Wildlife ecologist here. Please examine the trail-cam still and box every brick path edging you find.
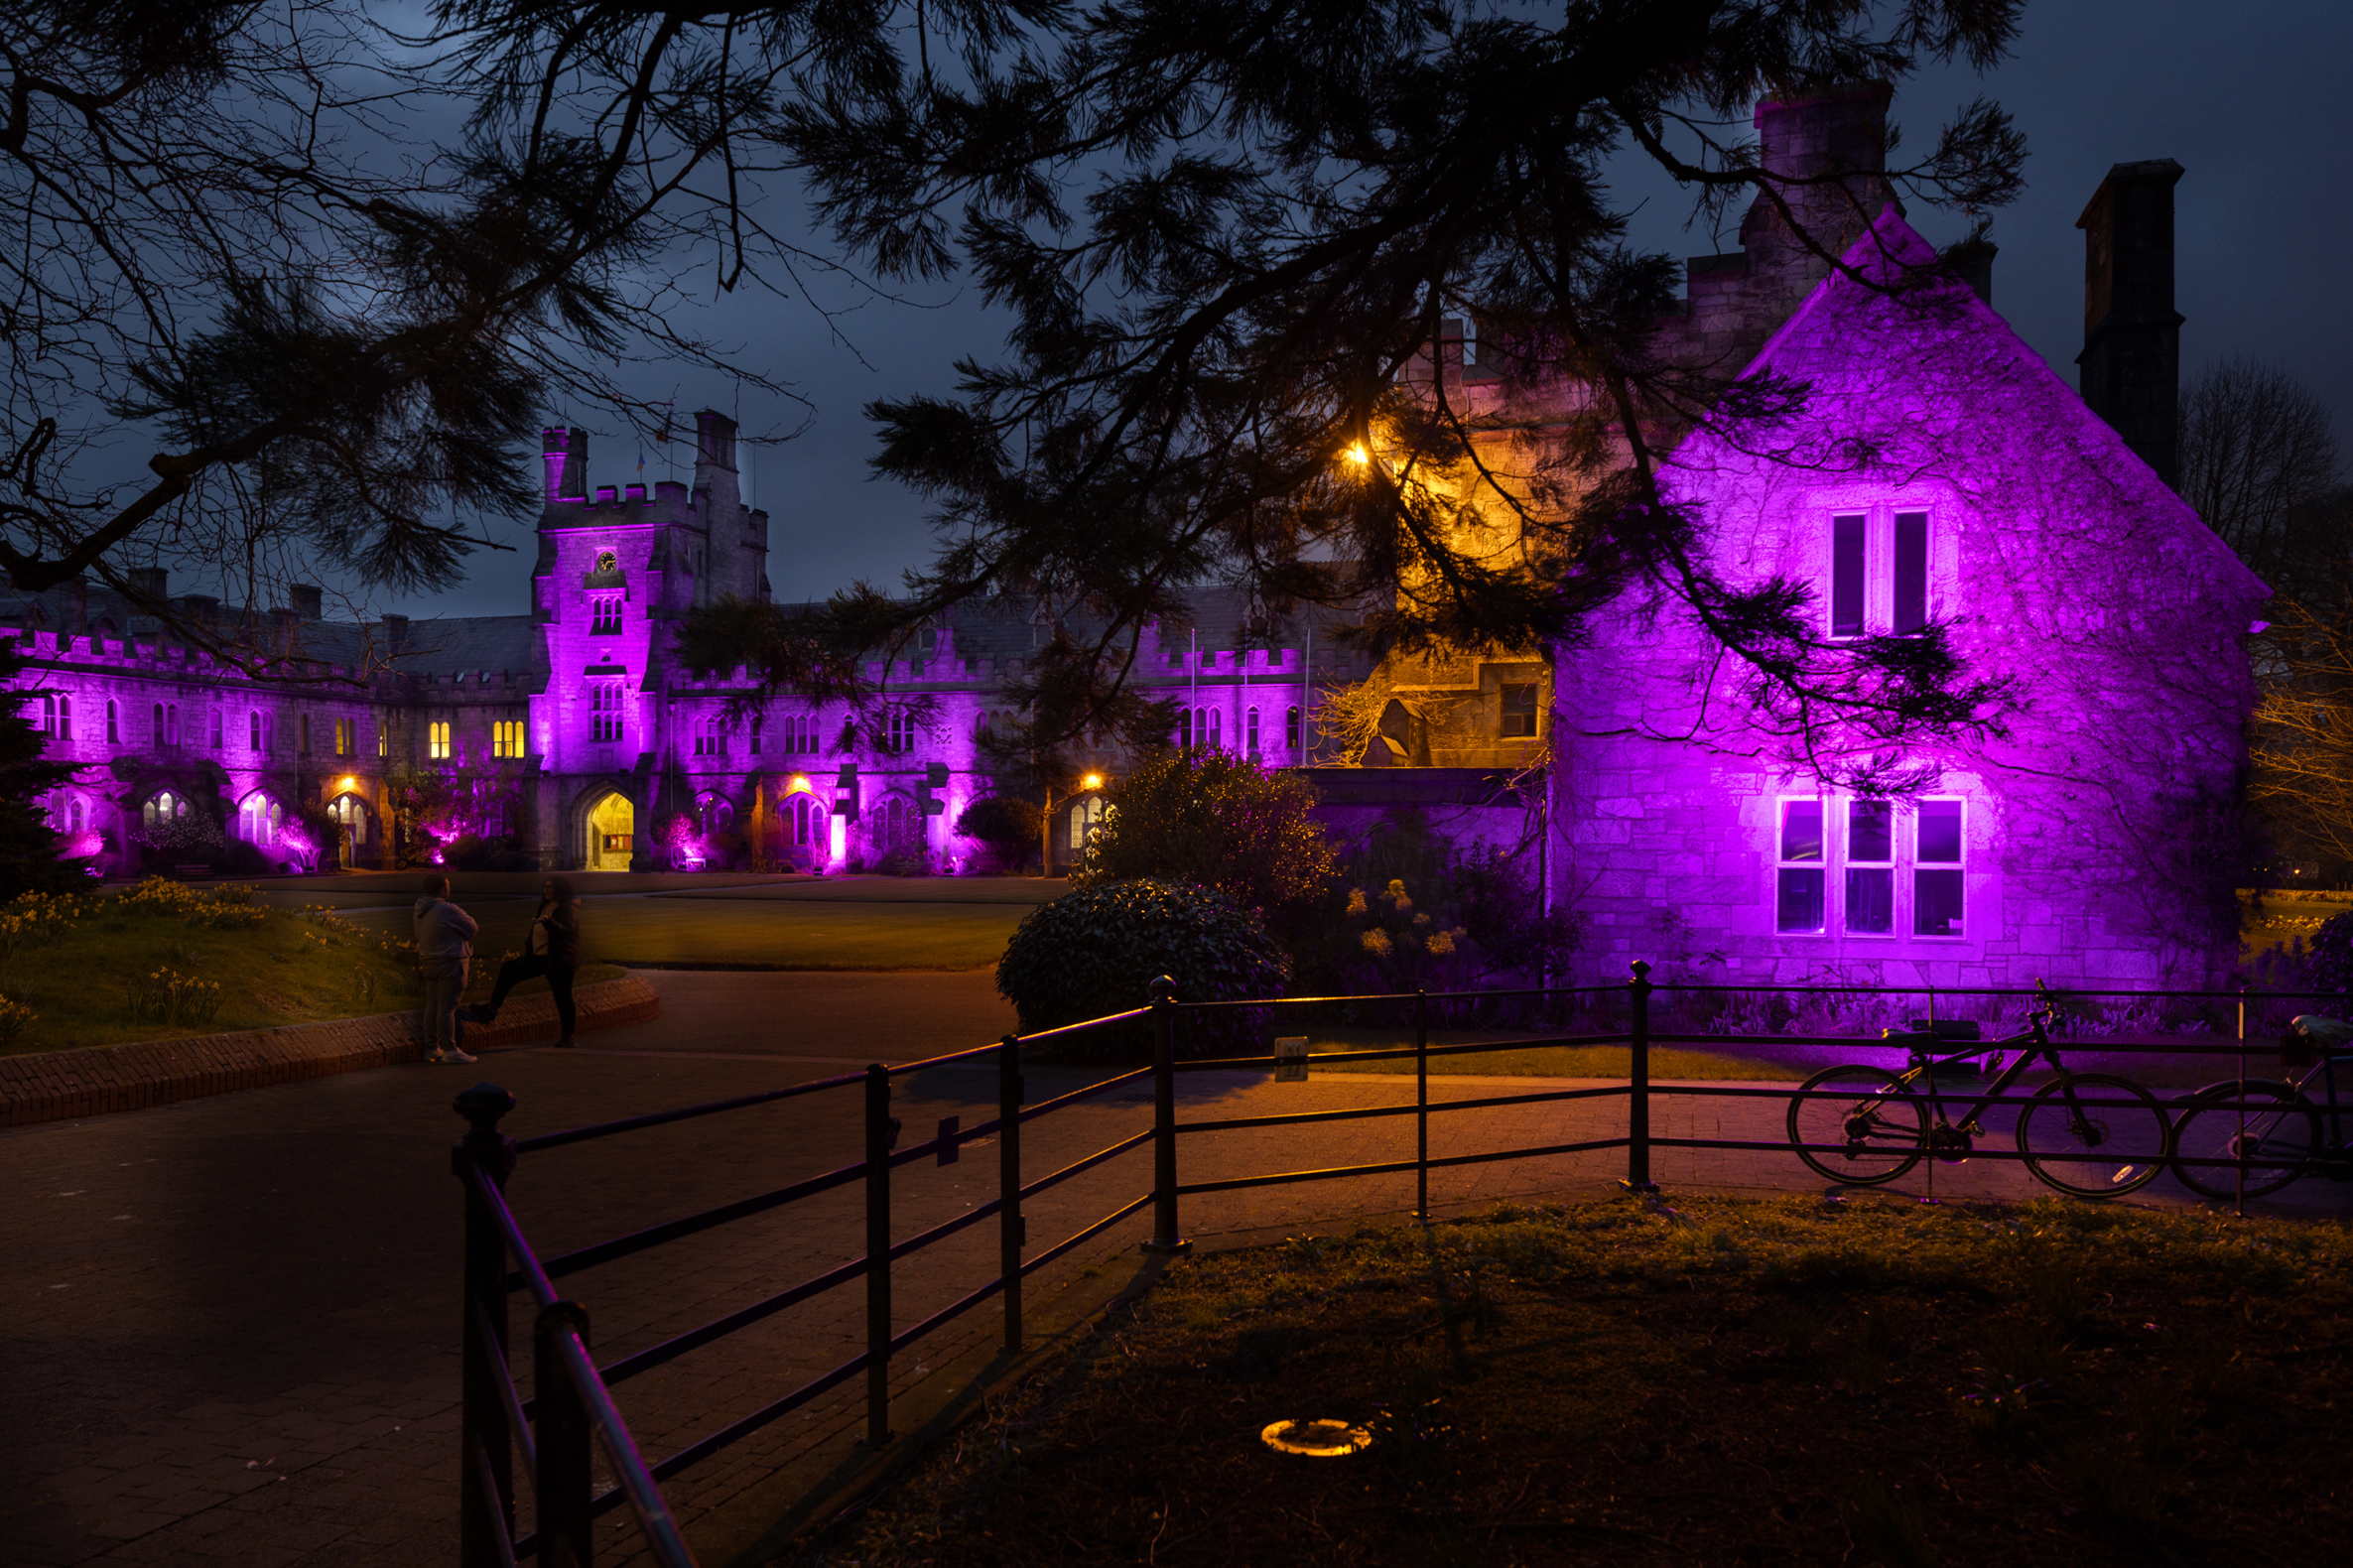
[0,973,662,1127]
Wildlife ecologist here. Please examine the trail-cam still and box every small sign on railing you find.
[1275,1037,1309,1083]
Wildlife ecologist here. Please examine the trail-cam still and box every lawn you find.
[0,882,617,1056]
[805,1196,2353,1568]
[330,892,1029,971]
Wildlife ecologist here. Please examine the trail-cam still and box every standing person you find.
[414,874,479,1065]
[469,876,582,1047]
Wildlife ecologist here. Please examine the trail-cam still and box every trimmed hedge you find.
[995,878,1288,1057]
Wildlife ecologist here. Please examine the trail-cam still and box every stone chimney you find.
[288,584,324,619]
[694,409,738,476]
[542,427,588,504]
[127,566,167,601]
[1940,234,1997,305]
[2075,159,2185,488]
[380,612,410,653]
[1738,82,1897,286]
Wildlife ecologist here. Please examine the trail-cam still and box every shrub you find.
[956,795,1042,873]
[1071,750,1337,931]
[2302,911,2353,994]
[996,878,1289,1057]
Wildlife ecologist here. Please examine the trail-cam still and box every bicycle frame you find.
[1892,1013,2064,1135]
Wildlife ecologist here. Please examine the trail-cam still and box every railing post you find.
[861,1063,895,1446]
[1141,976,1191,1254]
[999,1033,1024,1351]
[535,1301,594,1568]
[1413,988,1430,1221]
[452,1083,517,1568]
[1622,961,1657,1194]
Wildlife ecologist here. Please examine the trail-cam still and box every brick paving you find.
[5,972,2346,1568]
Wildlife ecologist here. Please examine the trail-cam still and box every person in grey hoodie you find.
[414,874,479,1064]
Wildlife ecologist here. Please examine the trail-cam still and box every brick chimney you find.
[542,427,588,504]
[2075,159,2185,488]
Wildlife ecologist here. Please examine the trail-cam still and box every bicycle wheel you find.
[1788,1066,1925,1186]
[2015,1073,2172,1196]
[2168,1082,2318,1201]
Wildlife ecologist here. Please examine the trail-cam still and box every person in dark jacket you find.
[414,874,479,1065]
[467,876,582,1046]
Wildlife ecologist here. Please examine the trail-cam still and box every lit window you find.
[1845,799,1895,936]
[333,718,354,756]
[787,792,824,848]
[429,720,451,760]
[237,793,282,846]
[493,719,525,758]
[591,682,624,743]
[1914,800,1965,937]
[1286,705,1301,753]
[1775,799,1826,934]
[590,593,622,635]
[377,722,387,758]
[1501,683,1539,737]
[142,790,187,826]
[1069,794,1105,850]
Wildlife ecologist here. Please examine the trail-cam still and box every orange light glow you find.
[1082,772,1105,791]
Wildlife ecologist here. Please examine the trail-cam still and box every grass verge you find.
[794,1196,2353,1568]
[0,882,618,1055]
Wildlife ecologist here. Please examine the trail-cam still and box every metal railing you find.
[453,962,2347,1563]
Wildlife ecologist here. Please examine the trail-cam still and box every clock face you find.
[594,551,618,574]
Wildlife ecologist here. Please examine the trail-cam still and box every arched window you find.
[874,792,919,854]
[237,792,282,846]
[1245,706,1260,756]
[67,799,83,833]
[56,694,68,739]
[885,709,915,755]
[141,790,188,826]
[166,704,179,747]
[1069,794,1106,850]
[249,710,261,751]
[748,713,763,754]
[209,708,222,749]
[37,695,55,735]
[696,794,734,836]
[786,791,826,849]
[152,702,164,745]
[105,700,118,743]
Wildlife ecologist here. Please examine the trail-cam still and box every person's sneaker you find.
[436,1046,478,1065]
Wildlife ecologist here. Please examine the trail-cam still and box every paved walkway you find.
[6,971,2346,1568]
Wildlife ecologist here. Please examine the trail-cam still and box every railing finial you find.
[455,1082,516,1134]
[1149,975,1177,1003]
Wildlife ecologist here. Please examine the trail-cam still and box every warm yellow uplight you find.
[1344,442,1371,467]
[787,773,813,795]
[338,776,356,792]
[1081,772,1105,791]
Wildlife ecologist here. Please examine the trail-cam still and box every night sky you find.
[383,0,2353,623]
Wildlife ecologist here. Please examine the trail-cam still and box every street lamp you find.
[1082,771,1105,791]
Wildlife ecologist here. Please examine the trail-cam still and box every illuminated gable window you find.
[1914,799,1965,937]
[1286,705,1301,753]
[142,790,190,826]
[1775,799,1826,934]
[590,593,622,635]
[590,681,624,743]
[428,720,451,759]
[333,718,354,756]
[493,720,525,758]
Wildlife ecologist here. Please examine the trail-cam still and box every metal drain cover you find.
[1260,1418,1372,1457]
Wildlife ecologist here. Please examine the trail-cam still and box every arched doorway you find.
[328,795,371,868]
[870,792,920,864]
[586,791,634,870]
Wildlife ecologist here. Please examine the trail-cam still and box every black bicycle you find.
[1786,989,2173,1197]
[2168,1014,2353,1200]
